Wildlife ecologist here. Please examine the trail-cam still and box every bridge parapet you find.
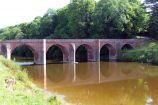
[0,38,149,64]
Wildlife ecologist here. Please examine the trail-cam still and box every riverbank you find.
[0,56,66,105]
[118,41,158,65]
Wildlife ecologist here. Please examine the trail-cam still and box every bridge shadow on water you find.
[21,61,158,105]
[25,62,152,88]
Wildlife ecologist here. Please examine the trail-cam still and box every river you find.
[23,62,158,105]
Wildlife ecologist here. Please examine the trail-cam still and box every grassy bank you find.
[117,42,158,65]
[0,56,66,105]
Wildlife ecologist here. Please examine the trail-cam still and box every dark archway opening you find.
[46,46,63,63]
[76,45,88,62]
[11,45,34,63]
[100,45,109,61]
[1,45,7,57]
[121,44,133,50]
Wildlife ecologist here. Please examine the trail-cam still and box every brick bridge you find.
[0,39,149,64]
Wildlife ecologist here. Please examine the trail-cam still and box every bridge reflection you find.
[26,62,149,90]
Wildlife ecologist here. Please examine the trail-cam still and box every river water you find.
[24,62,158,105]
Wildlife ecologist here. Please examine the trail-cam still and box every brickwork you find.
[0,38,149,64]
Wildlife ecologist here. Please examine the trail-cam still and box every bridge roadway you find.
[0,39,148,64]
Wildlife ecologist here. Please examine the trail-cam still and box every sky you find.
[0,0,71,28]
[0,0,143,29]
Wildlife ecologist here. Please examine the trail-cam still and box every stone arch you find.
[11,44,36,63]
[46,44,69,63]
[0,45,7,57]
[121,44,133,50]
[100,44,116,61]
[75,44,94,62]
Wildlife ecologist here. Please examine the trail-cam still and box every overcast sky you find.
[0,0,143,29]
[0,0,71,28]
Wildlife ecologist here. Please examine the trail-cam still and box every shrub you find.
[117,42,158,65]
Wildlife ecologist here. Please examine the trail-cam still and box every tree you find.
[27,16,41,39]
[51,7,70,39]
[93,0,148,38]
[0,0,149,39]
[40,9,58,38]
[17,17,42,39]
[145,0,158,38]
[51,0,96,39]
[122,0,149,37]
[66,0,96,38]
[93,0,119,38]
[0,26,24,40]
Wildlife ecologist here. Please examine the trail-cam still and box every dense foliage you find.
[118,42,158,65]
[94,0,149,38]
[145,0,158,39]
[0,0,149,40]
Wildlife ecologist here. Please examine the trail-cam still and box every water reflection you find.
[46,64,66,83]
[76,63,91,80]
[27,62,148,88]
[44,64,47,90]
[26,62,158,105]
[100,62,112,77]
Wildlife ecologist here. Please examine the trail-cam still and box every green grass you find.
[117,42,158,65]
[0,56,66,105]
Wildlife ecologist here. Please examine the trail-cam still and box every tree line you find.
[0,0,157,40]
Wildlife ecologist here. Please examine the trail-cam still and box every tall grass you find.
[0,56,66,105]
[117,42,158,65]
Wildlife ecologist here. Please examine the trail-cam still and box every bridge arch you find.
[121,44,133,50]
[11,44,36,63]
[100,44,116,61]
[0,45,7,57]
[0,39,146,64]
[75,44,94,62]
[46,44,69,63]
